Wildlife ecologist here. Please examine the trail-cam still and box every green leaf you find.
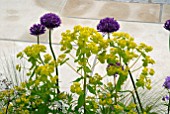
[64,50,71,53]
[149,112,159,114]
[74,58,79,63]
[116,74,128,92]
[76,94,84,109]
[87,110,95,114]
[73,77,83,82]
[97,82,103,85]
[145,105,153,112]
[97,51,106,63]
[86,50,91,58]
[60,58,69,65]
[67,43,73,50]
[77,66,82,72]
[84,66,91,73]
[75,53,83,63]
[87,85,96,95]
[76,47,81,56]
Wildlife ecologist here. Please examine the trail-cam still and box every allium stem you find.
[168,92,170,114]
[37,35,40,44]
[49,29,60,93]
[108,33,110,39]
[131,91,140,114]
[169,32,170,51]
[126,63,143,113]
[36,36,45,65]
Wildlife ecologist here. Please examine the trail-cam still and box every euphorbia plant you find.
[60,17,155,113]
[61,25,110,113]
[0,13,67,113]
[0,14,156,114]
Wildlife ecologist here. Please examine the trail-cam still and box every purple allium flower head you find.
[40,13,61,29]
[162,95,169,101]
[97,17,120,33]
[164,20,170,31]
[30,24,46,36]
[163,76,170,89]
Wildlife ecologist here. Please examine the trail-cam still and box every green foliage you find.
[0,24,157,114]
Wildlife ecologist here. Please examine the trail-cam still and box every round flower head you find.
[30,24,46,36]
[163,76,170,89]
[164,20,170,31]
[40,13,61,29]
[97,17,120,33]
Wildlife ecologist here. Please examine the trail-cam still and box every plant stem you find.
[114,75,117,104]
[37,35,39,44]
[49,29,60,93]
[82,39,87,114]
[83,72,87,114]
[5,93,10,114]
[168,92,170,114]
[6,101,9,114]
[169,33,170,52]
[83,54,87,114]
[108,33,110,39]
[36,36,45,65]
[126,63,143,113]
[131,91,140,114]
[38,54,44,65]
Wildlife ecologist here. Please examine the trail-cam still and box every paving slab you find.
[97,0,170,3]
[62,0,160,23]
[152,0,167,3]
[133,0,148,3]
[162,4,170,23]
[0,0,66,43]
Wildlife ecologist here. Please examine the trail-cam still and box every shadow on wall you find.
[5,10,20,21]
[34,0,66,12]
[99,2,130,20]
[62,0,95,17]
